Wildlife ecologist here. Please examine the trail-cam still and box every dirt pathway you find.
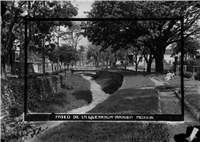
[25,74,110,142]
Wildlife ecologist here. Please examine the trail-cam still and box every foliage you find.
[83,1,200,72]
[185,58,200,72]
[1,79,46,142]
[2,113,45,142]
[59,22,83,50]
[100,46,114,66]
[173,37,200,57]
[194,72,200,80]
[86,44,102,66]
[77,45,86,65]
[1,1,78,79]
[57,44,79,67]
[179,71,193,78]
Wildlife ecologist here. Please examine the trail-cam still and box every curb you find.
[174,89,200,122]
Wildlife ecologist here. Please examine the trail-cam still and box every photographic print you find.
[1,1,200,142]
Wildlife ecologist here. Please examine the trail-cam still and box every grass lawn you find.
[36,122,169,142]
[29,73,92,113]
[147,73,181,87]
[28,71,172,142]
[88,88,160,114]
[184,87,200,112]
[121,75,155,89]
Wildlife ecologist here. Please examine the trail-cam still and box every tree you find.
[28,1,78,74]
[78,45,86,66]
[1,1,26,79]
[84,1,200,72]
[100,46,114,68]
[173,37,200,59]
[57,44,79,70]
[59,22,83,50]
[128,47,142,72]
[86,44,101,67]
[1,1,78,79]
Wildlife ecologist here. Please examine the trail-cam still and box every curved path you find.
[25,74,110,142]
[67,75,110,114]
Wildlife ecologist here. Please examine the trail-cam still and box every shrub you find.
[179,71,192,78]
[194,72,200,81]
[27,73,37,78]
[59,70,64,73]
[52,72,59,75]
[45,72,51,76]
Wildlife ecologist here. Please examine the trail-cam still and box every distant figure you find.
[165,71,175,81]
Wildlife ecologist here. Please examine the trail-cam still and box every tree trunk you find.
[135,64,138,72]
[155,55,164,72]
[154,43,166,72]
[59,63,62,70]
[18,26,24,78]
[107,60,109,68]
[145,54,153,73]
[124,63,127,70]
[146,62,152,73]
[0,15,7,80]
[42,39,45,76]
[1,56,7,80]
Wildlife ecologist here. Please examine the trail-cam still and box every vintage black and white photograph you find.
[1,1,200,142]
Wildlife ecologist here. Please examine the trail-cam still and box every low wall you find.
[1,74,69,118]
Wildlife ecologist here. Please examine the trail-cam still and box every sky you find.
[59,1,200,50]
[59,1,93,48]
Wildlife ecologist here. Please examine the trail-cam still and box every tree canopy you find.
[1,1,78,78]
[57,44,79,67]
[83,1,200,72]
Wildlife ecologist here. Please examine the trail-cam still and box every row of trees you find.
[86,44,129,69]
[0,0,81,79]
[83,1,200,72]
[29,20,84,74]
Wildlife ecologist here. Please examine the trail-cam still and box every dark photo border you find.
[24,17,184,122]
